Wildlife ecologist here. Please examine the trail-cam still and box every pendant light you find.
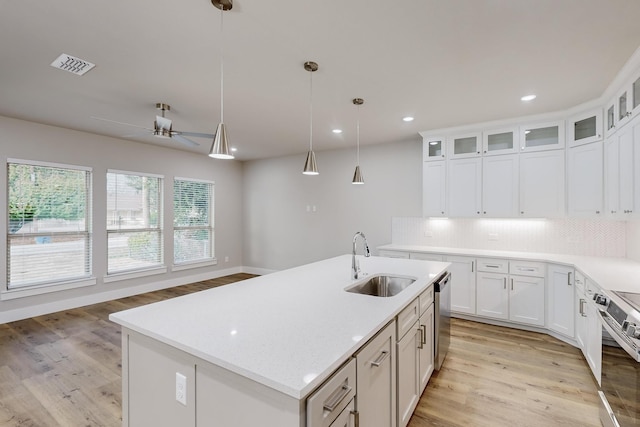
[352,98,364,184]
[209,0,234,160]
[303,61,319,175]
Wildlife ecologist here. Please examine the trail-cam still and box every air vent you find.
[50,53,95,76]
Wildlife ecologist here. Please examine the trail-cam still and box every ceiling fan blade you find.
[122,131,152,138]
[177,130,215,139]
[172,134,200,147]
[90,116,151,130]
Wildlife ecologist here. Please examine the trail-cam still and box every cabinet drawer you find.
[307,358,357,427]
[397,298,420,340]
[378,250,410,259]
[419,285,434,315]
[477,258,509,273]
[509,260,545,277]
[410,252,444,261]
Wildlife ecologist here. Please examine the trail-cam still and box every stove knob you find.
[627,324,640,339]
[594,294,608,306]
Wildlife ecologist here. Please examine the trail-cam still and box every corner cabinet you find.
[547,264,575,339]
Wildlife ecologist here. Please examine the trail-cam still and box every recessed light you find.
[429,141,439,145]
[521,94,536,101]
[402,116,414,122]
[332,129,342,134]
[230,147,238,152]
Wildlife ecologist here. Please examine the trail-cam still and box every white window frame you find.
[173,177,216,270]
[3,159,95,300]
[105,169,165,280]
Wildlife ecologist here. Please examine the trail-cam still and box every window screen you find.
[7,160,92,289]
[173,178,214,265]
[107,171,163,274]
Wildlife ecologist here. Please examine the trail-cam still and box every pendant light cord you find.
[309,69,313,151]
[356,103,360,166]
[220,8,224,124]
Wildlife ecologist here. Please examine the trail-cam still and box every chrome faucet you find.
[352,231,371,279]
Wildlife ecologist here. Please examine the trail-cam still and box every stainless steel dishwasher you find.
[434,271,451,370]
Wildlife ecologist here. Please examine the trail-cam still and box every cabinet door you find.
[445,256,476,315]
[519,120,565,152]
[356,321,396,427]
[547,265,575,338]
[567,109,603,147]
[476,272,509,320]
[605,100,617,138]
[509,275,545,327]
[585,299,602,385]
[567,141,603,216]
[482,154,519,217]
[397,324,420,427]
[617,86,633,129]
[329,399,356,427]
[519,150,565,217]
[575,292,587,352]
[418,304,435,395]
[448,132,481,159]
[447,157,482,217]
[482,127,518,156]
[423,161,446,217]
[619,122,635,215]
[423,137,446,162]
[604,134,620,215]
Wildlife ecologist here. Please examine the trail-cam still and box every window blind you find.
[173,178,214,265]
[7,161,92,289]
[106,171,163,274]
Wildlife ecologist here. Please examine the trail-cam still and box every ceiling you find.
[2,0,640,161]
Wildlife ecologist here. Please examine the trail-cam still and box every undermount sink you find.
[345,274,417,297]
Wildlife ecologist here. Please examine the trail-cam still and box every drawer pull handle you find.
[418,327,424,349]
[323,384,352,412]
[421,324,427,345]
[371,350,390,367]
[517,267,536,272]
[351,410,360,427]
[486,264,500,268]
[568,271,572,286]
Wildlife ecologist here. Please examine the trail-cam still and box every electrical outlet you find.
[176,372,187,406]
[224,256,229,263]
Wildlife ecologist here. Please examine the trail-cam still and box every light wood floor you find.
[0,274,600,427]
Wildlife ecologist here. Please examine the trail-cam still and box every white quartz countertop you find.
[378,244,640,293]
[109,254,449,399]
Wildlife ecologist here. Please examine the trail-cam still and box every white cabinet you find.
[519,120,565,152]
[616,86,633,129]
[445,255,476,315]
[410,252,443,261]
[604,115,638,217]
[329,399,356,427]
[519,150,565,217]
[448,132,481,159]
[447,157,482,217]
[423,160,446,217]
[475,259,545,327]
[307,360,357,427]
[482,154,519,217]
[574,272,602,385]
[567,141,603,216]
[423,136,446,161]
[418,289,435,394]
[605,101,617,138]
[482,127,518,156]
[378,250,410,259]
[547,264,575,339]
[356,321,396,427]
[567,109,603,147]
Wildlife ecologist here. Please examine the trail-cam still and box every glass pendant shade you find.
[352,165,364,184]
[303,150,319,175]
[209,123,234,159]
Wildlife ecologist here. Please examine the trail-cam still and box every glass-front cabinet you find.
[567,108,603,147]
[617,86,633,129]
[448,132,481,159]
[605,101,617,138]
[482,127,518,156]
[423,136,446,162]
[519,120,565,152]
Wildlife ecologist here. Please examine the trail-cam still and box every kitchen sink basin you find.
[345,275,417,297]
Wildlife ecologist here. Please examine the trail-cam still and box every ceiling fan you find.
[91,103,214,147]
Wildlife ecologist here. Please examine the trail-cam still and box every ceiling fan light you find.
[153,126,172,139]
[209,123,234,159]
[352,165,364,184]
[303,150,319,175]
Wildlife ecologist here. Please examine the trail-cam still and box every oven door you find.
[598,310,640,427]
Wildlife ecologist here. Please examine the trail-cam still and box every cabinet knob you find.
[477,211,480,214]
[520,211,524,214]
[612,210,617,214]
[483,211,487,214]
[596,211,600,214]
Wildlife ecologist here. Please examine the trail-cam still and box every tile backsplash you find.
[392,217,627,257]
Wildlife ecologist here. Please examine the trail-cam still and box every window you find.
[173,178,214,265]
[7,159,92,290]
[107,170,163,275]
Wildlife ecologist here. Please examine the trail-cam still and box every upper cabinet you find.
[567,141,603,216]
[567,109,603,147]
[482,127,518,156]
[519,120,565,152]
[423,136,446,162]
[519,150,565,217]
[448,132,481,159]
[607,75,640,134]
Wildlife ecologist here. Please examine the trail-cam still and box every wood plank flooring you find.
[0,274,600,426]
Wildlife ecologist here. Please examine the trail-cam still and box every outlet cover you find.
[176,372,187,406]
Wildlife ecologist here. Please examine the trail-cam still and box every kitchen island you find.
[109,254,449,427]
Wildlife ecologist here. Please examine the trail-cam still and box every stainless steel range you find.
[593,290,640,427]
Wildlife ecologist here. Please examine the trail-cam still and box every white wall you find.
[242,139,423,270]
[0,116,244,322]
[626,220,640,262]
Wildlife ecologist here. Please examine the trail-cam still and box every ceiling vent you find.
[50,53,95,76]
